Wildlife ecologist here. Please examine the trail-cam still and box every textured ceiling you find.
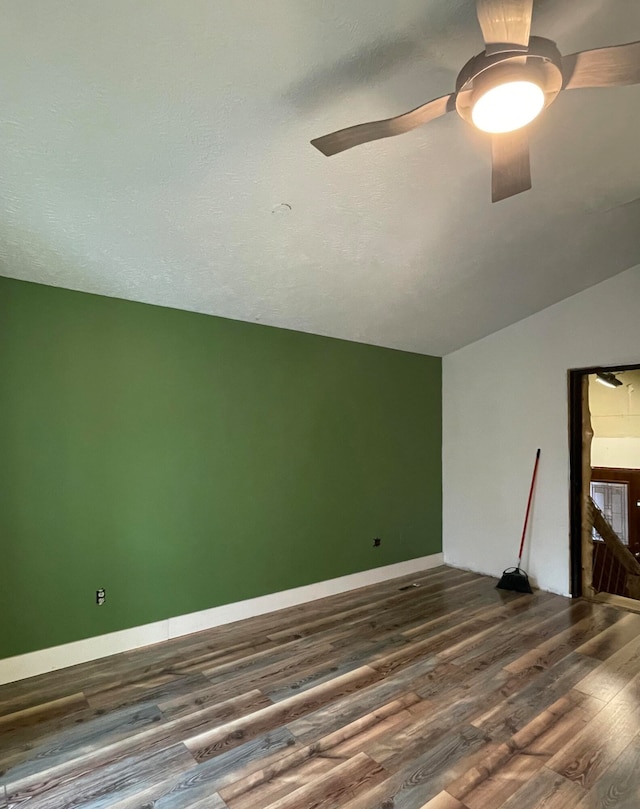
[1,0,640,356]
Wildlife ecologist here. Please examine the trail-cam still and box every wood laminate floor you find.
[2,566,640,809]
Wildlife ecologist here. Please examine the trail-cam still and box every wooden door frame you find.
[569,362,640,598]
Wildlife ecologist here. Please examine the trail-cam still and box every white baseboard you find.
[0,553,443,685]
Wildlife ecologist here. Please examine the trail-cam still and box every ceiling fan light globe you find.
[471,80,545,133]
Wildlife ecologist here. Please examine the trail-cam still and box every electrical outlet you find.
[96,588,106,606]
[373,538,381,548]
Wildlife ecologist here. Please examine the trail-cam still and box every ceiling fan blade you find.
[311,94,453,156]
[562,41,640,89]
[475,0,533,54]
[491,129,531,202]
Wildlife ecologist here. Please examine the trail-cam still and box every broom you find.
[497,448,540,594]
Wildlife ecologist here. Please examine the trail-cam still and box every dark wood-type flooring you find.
[2,565,640,808]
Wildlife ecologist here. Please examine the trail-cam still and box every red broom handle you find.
[518,448,541,564]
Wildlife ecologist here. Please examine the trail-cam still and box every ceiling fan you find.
[311,0,640,202]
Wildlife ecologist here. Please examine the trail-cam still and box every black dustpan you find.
[497,449,540,594]
[497,566,533,594]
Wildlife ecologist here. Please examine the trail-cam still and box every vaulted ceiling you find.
[1,1,639,355]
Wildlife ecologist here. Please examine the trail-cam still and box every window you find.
[590,481,629,545]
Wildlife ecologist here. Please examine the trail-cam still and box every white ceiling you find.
[1,1,640,356]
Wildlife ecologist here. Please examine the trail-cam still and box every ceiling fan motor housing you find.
[455,36,563,127]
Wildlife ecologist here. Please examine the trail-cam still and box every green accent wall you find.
[0,277,441,659]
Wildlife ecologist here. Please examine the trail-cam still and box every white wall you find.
[443,264,640,596]
[589,369,640,440]
[592,437,640,469]
[589,370,640,469]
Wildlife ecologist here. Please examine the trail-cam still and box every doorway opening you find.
[570,363,640,610]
